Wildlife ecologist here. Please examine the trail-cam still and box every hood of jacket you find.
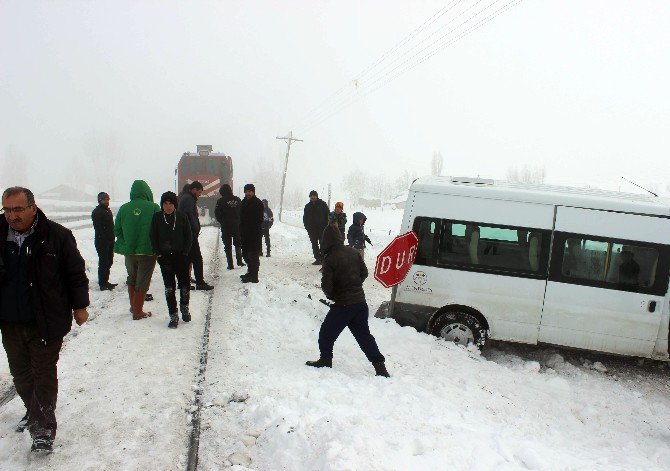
[129,180,154,202]
[219,184,233,197]
[322,224,344,254]
[352,212,366,224]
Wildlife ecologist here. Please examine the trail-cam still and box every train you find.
[176,145,233,225]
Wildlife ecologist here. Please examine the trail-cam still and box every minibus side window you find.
[606,244,658,289]
[553,234,667,295]
[412,217,439,265]
[561,238,607,281]
[436,220,549,276]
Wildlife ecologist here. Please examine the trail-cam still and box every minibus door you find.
[539,207,670,357]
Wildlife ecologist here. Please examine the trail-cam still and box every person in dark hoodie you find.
[239,183,264,283]
[306,224,389,377]
[178,181,213,291]
[150,191,193,328]
[214,184,245,270]
[0,186,89,453]
[303,190,329,265]
[91,191,118,290]
[347,211,372,256]
[261,199,274,257]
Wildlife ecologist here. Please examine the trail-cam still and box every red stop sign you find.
[374,231,419,288]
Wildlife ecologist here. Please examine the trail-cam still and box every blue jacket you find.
[347,212,370,249]
[262,207,274,231]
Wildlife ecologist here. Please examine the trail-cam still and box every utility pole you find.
[276,131,303,222]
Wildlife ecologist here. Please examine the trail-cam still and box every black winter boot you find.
[179,287,190,306]
[225,247,234,269]
[373,362,390,378]
[180,305,191,322]
[306,357,332,368]
[242,273,259,283]
[179,287,191,322]
[235,247,246,267]
[165,287,178,314]
[168,312,179,329]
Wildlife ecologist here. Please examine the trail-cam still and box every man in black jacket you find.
[91,191,118,290]
[303,190,329,265]
[150,191,193,328]
[178,181,213,291]
[306,225,389,377]
[214,184,245,270]
[239,183,264,283]
[0,186,89,453]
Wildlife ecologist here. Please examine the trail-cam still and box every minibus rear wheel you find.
[430,311,487,349]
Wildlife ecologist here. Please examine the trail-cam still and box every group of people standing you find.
[94,180,273,328]
[0,182,385,455]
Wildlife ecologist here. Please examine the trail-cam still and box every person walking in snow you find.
[91,191,118,290]
[329,201,347,239]
[306,224,389,377]
[0,186,90,453]
[261,199,273,257]
[347,211,372,256]
[150,191,192,328]
[114,180,160,320]
[303,190,329,265]
[214,184,245,270]
[178,181,214,291]
[239,184,265,283]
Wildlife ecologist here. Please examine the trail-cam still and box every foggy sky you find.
[1,0,669,202]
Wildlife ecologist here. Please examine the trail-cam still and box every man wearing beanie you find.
[91,191,117,290]
[150,192,192,328]
[239,183,264,283]
[302,190,329,265]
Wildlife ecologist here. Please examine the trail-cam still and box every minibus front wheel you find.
[429,311,488,349]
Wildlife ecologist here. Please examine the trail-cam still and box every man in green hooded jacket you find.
[114,180,160,320]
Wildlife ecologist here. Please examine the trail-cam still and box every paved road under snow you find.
[1,218,670,470]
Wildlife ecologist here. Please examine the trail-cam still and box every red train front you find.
[176,145,233,224]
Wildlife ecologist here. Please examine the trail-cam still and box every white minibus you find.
[382,176,670,359]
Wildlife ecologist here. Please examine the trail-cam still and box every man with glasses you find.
[0,186,89,453]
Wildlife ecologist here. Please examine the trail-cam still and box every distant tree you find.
[507,165,546,184]
[251,157,282,205]
[342,169,368,206]
[83,133,125,197]
[283,186,303,210]
[431,151,444,176]
[393,169,418,194]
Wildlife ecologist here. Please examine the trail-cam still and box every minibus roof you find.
[410,176,670,217]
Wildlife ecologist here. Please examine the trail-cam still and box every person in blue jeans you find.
[306,225,389,377]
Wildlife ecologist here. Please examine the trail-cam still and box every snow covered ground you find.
[1,209,670,470]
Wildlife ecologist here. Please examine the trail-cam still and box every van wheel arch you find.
[427,305,489,349]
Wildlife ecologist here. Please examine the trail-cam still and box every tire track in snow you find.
[187,231,221,471]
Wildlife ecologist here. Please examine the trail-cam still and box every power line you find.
[300,0,522,135]
[291,0,464,132]
[297,0,512,134]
